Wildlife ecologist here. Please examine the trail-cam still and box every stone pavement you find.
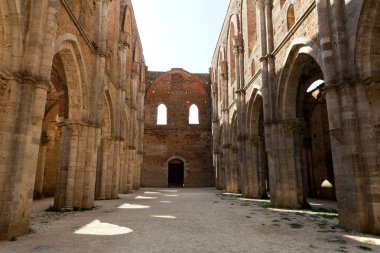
[0,188,379,253]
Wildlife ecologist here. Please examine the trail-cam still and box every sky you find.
[131,0,230,73]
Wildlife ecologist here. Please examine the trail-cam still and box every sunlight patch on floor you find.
[144,191,161,194]
[343,235,380,245]
[238,198,270,203]
[135,196,157,199]
[160,201,172,203]
[150,215,176,219]
[164,194,178,197]
[159,190,178,193]
[118,203,150,209]
[74,220,133,236]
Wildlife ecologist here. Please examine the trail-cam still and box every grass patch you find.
[46,205,95,212]
[357,245,373,251]
[310,208,338,219]
[281,217,292,221]
[289,222,303,229]
[260,203,275,209]
[73,207,94,212]
[317,230,336,233]
[45,205,60,212]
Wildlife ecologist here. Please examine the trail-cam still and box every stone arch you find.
[102,90,114,138]
[275,40,336,203]
[228,23,236,83]
[276,39,323,119]
[355,0,380,79]
[227,111,239,193]
[122,6,133,36]
[53,34,89,121]
[133,40,141,64]
[95,91,114,200]
[245,89,268,198]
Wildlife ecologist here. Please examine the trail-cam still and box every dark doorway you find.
[168,159,184,187]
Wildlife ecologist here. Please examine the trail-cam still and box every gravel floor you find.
[0,188,379,253]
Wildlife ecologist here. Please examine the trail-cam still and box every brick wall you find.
[142,69,214,187]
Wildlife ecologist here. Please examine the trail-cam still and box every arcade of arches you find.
[0,0,379,241]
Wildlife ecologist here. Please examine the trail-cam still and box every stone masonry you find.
[211,0,380,235]
[0,0,145,240]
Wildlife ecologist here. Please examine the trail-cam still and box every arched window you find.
[229,24,236,83]
[157,104,167,125]
[287,5,295,30]
[307,79,324,93]
[246,0,257,54]
[189,104,199,125]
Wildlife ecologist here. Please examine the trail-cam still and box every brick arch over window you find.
[287,5,295,30]
[245,0,257,54]
[229,24,236,83]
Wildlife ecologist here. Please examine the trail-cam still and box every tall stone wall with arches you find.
[211,0,380,235]
[0,0,145,240]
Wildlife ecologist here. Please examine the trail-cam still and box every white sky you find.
[131,0,230,73]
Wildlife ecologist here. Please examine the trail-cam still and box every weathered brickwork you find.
[142,69,214,187]
[0,0,145,240]
[211,0,380,234]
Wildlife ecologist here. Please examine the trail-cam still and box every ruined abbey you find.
[0,0,379,241]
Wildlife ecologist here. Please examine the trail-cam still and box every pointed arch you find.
[245,0,258,54]
[53,34,90,121]
[276,39,323,119]
[355,0,380,79]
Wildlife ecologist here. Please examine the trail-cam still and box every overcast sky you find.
[131,0,230,73]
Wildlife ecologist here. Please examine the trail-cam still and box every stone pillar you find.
[98,138,110,199]
[315,0,376,233]
[211,78,219,187]
[34,135,50,198]
[110,139,120,198]
[220,61,231,192]
[63,122,79,210]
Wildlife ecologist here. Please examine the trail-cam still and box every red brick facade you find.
[142,69,214,187]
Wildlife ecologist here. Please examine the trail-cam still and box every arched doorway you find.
[289,55,336,201]
[168,159,184,187]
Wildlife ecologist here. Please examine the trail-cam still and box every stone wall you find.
[211,0,380,234]
[0,0,145,240]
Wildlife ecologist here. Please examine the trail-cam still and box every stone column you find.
[34,135,50,198]
[220,62,231,192]
[63,122,79,210]
[111,139,121,199]
[316,0,374,233]
[98,138,110,199]
[211,80,220,187]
